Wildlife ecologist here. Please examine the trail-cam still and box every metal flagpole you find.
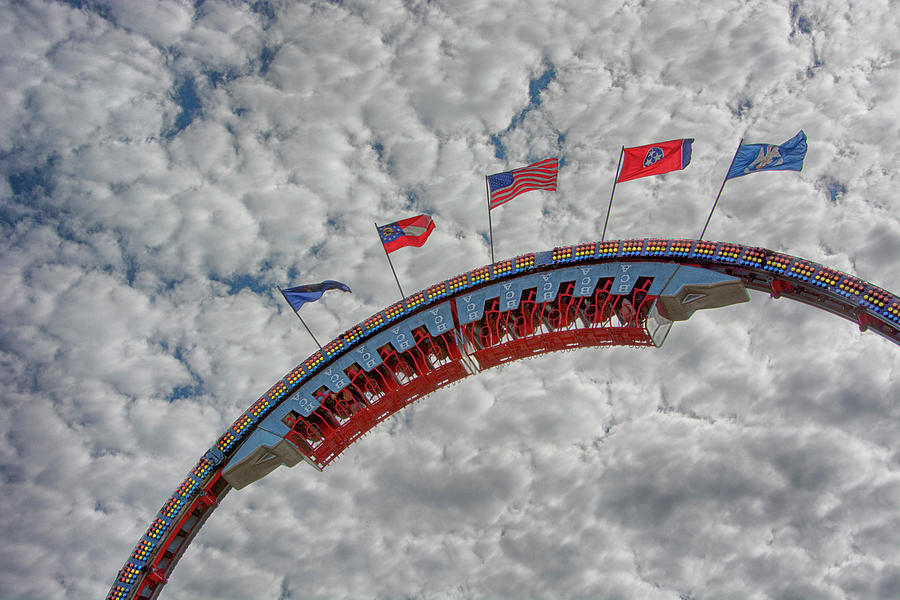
[485,176,495,263]
[375,222,406,301]
[277,286,323,350]
[601,146,624,241]
[699,138,744,241]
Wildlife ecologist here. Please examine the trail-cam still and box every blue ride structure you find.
[107,238,900,600]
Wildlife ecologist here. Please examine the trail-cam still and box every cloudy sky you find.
[2,0,900,598]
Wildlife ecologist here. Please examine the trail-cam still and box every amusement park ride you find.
[107,237,900,600]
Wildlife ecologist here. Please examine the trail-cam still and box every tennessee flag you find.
[377,214,435,254]
[617,138,693,183]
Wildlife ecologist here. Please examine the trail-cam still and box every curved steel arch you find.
[107,238,900,600]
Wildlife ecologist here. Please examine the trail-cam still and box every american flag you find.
[487,158,559,210]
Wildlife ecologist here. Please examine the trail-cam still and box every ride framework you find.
[107,237,900,600]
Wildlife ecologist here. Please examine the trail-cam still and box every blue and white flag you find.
[281,280,351,312]
[727,130,807,179]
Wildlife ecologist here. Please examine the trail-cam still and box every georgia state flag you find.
[377,214,435,254]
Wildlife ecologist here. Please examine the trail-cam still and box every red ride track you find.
[107,239,900,600]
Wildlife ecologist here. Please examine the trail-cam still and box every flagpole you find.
[278,286,323,350]
[601,146,624,242]
[375,222,406,301]
[699,138,743,241]
[485,176,495,263]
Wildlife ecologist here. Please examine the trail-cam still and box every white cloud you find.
[1,0,899,599]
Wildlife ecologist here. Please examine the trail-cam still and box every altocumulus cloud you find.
[1,1,899,599]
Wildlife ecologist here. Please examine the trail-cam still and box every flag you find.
[617,138,693,183]
[281,280,351,312]
[487,158,558,209]
[377,214,435,254]
[726,130,807,179]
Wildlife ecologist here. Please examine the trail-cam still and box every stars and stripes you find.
[487,158,559,209]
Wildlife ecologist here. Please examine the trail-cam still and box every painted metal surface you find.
[107,239,900,600]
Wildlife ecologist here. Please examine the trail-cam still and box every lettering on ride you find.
[391,326,412,351]
[323,366,348,390]
[463,294,479,321]
[430,308,449,333]
[356,345,379,370]
[618,264,632,294]
[296,394,318,415]
[541,274,555,301]
[580,267,594,296]
[502,282,517,310]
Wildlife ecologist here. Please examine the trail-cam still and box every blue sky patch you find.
[489,64,557,162]
[259,46,277,75]
[168,78,202,137]
[223,273,271,295]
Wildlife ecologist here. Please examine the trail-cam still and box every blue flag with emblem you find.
[726,130,807,179]
[281,280,351,312]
